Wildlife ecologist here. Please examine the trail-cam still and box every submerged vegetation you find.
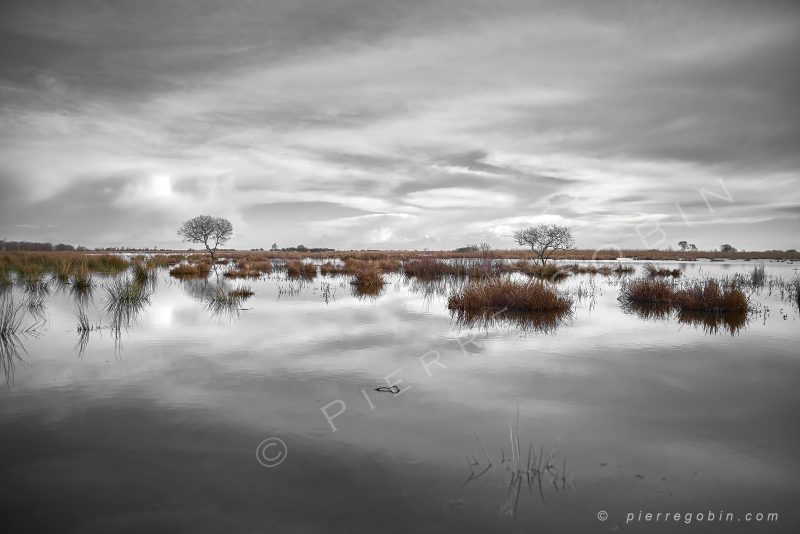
[448,278,573,332]
[104,278,152,327]
[619,276,752,334]
[643,263,682,278]
[286,260,318,279]
[449,278,573,314]
[0,249,794,343]
[350,263,386,296]
[224,260,272,278]
[169,261,211,278]
[205,285,255,316]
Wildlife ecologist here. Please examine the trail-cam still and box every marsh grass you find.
[677,310,748,335]
[619,277,750,332]
[90,254,130,274]
[560,262,635,276]
[791,276,800,311]
[448,278,572,331]
[0,294,37,338]
[54,257,73,284]
[70,264,95,302]
[350,264,385,295]
[169,262,211,278]
[403,258,467,279]
[320,262,343,276]
[1,293,44,385]
[104,278,152,327]
[644,263,682,278]
[205,285,254,316]
[510,261,570,282]
[286,260,318,279]
[0,265,9,288]
[749,263,766,289]
[449,278,572,313]
[618,278,676,306]
[676,279,749,314]
[130,262,153,286]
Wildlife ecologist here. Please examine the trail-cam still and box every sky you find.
[1,0,798,251]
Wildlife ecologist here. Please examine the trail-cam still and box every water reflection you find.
[204,285,254,319]
[0,293,43,386]
[622,302,749,335]
[677,310,748,336]
[0,333,26,387]
[103,278,153,351]
[450,308,572,333]
[620,302,673,321]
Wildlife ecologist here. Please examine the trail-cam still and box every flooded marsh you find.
[0,258,799,533]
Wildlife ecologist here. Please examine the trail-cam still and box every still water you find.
[1,260,798,533]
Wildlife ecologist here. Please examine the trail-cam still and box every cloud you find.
[0,0,798,250]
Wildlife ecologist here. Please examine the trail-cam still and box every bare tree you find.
[514,224,575,265]
[177,215,233,263]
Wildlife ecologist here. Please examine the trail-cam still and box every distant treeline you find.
[0,240,87,251]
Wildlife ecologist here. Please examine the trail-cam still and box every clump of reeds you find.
[89,254,130,274]
[224,260,271,278]
[169,262,211,278]
[466,259,507,279]
[618,278,675,306]
[674,279,748,314]
[320,262,344,276]
[0,294,30,338]
[350,264,385,295]
[375,258,402,272]
[54,257,73,284]
[130,262,155,286]
[448,278,572,313]
[286,260,317,279]
[104,278,152,325]
[75,307,101,333]
[0,265,9,288]
[749,263,766,289]
[205,285,254,316]
[223,268,259,278]
[619,277,750,329]
[510,261,569,282]
[612,263,636,274]
[403,258,467,279]
[70,263,94,297]
[145,255,176,270]
[644,263,682,278]
[562,263,599,275]
[15,261,45,287]
[448,278,572,331]
[228,286,255,299]
[790,276,800,311]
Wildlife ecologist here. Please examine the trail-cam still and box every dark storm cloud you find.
[1,0,798,249]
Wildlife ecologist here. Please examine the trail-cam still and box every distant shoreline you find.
[4,248,797,261]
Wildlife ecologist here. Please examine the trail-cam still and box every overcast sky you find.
[1,0,798,251]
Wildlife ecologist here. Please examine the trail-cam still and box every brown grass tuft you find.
[169,262,211,278]
[286,261,317,278]
[674,279,748,313]
[619,278,676,306]
[644,263,682,278]
[350,264,385,291]
[448,278,572,313]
